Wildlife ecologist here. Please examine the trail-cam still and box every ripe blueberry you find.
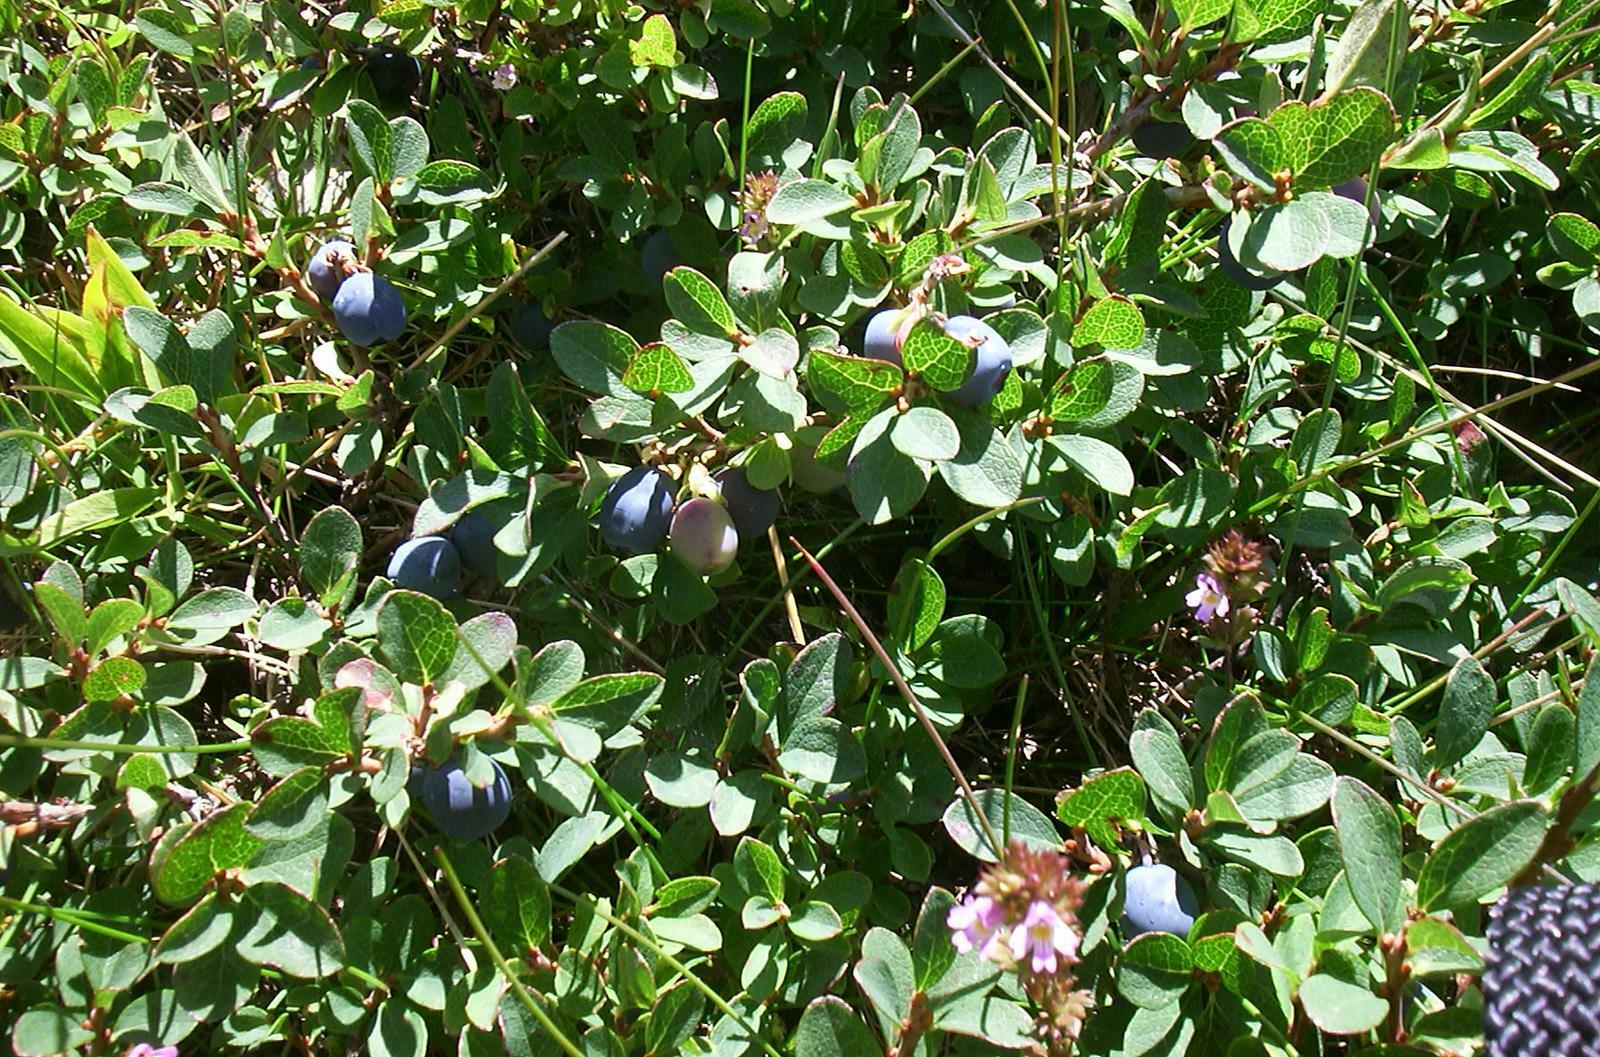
[1131,119,1196,160]
[1216,216,1284,292]
[641,230,681,289]
[599,466,676,555]
[386,536,462,600]
[1120,863,1200,938]
[713,467,780,540]
[306,239,357,301]
[363,47,422,107]
[332,271,408,347]
[670,497,739,576]
[862,307,914,365]
[417,758,513,840]
[450,509,502,580]
[509,301,554,349]
[942,315,1013,406]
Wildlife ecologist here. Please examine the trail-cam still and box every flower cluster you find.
[948,841,1093,1055]
[126,1045,179,1057]
[738,169,779,246]
[1185,529,1273,643]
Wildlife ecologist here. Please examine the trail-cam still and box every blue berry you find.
[670,498,739,575]
[942,315,1013,406]
[714,467,780,540]
[641,230,681,289]
[1120,863,1200,938]
[599,466,676,555]
[862,307,912,365]
[386,537,461,600]
[509,301,554,349]
[306,240,356,301]
[364,47,422,107]
[332,271,408,347]
[450,510,502,580]
[417,758,513,840]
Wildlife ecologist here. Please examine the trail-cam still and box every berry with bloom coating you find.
[508,301,554,349]
[386,537,462,600]
[306,239,357,301]
[1333,176,1381,226]
[641,230,681,288]
[942,315,1013,406]
[417,758,513,840]
[332,271,408,346]
[599,466,676,555]
[714,467,780,540]
[1120,863,1200,938]
[450,510,502,579]
[862,307,913,365]
[670,497,739,575]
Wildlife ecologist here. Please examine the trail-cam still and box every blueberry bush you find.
[1,0,1599,1054]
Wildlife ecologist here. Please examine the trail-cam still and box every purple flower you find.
[490,63,517,92]
[947,894,1003,959]
[127,1045,179,1057]
[1009,900,1079,976]
[1185,571,1229,623]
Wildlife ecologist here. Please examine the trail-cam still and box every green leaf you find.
[902,318,971,392]
[629,12,676,66]
[1434,656,1495,770]
[1575,666,1600,781]
[888,556,946,651]
[766,179,857,225]
[300,507,363,609]
[83,656,146,701]
[806,348,902,415]
[747,92,809,162]
[1131,721,1194,818]
[346,99,394,184]
[1076,296,1146,350]
[1272,88,1396,187]
[1050,358,1114,421]
[890,406,960,461]
[377,590,459,686]
[484,855,552,951]
[1170,0,1232,29]
[1449,130,1560,190]
[1298,974,1388,1034]
[778,713,866,785]
[1416,800,1547,910]
[236,882,344,977]
[937,411,1024,508]
[1119,932,1194,1008]
[623,342,695,395]
[1325,0,1408,94]
[942,788,1059,861]
[794,997,879,1057]
[1215,118,1286,191]
[152,804,265,904]
[735,837,786,902]
[788,900,844,942]
[1057,768,1146,849]
[1331,777,1404,933]
[1048,434,1135,496]
[10,1007,94,1056]
[663,267,735,336]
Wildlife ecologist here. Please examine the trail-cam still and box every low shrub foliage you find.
[0,0,1597,1054]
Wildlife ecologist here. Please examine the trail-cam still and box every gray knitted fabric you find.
[1485,884,1600,1057]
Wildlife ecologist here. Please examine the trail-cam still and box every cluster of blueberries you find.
[599,465,779,574]
[861,308,1014,405]
[306,239,409,346]
[385,508,503,600]
[407,757,513,840]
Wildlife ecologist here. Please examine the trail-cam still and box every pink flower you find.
[1009,900,1079,976]
[127,1045,179,1057]
[1185,572,1229,623]
[947,894,1004,959]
